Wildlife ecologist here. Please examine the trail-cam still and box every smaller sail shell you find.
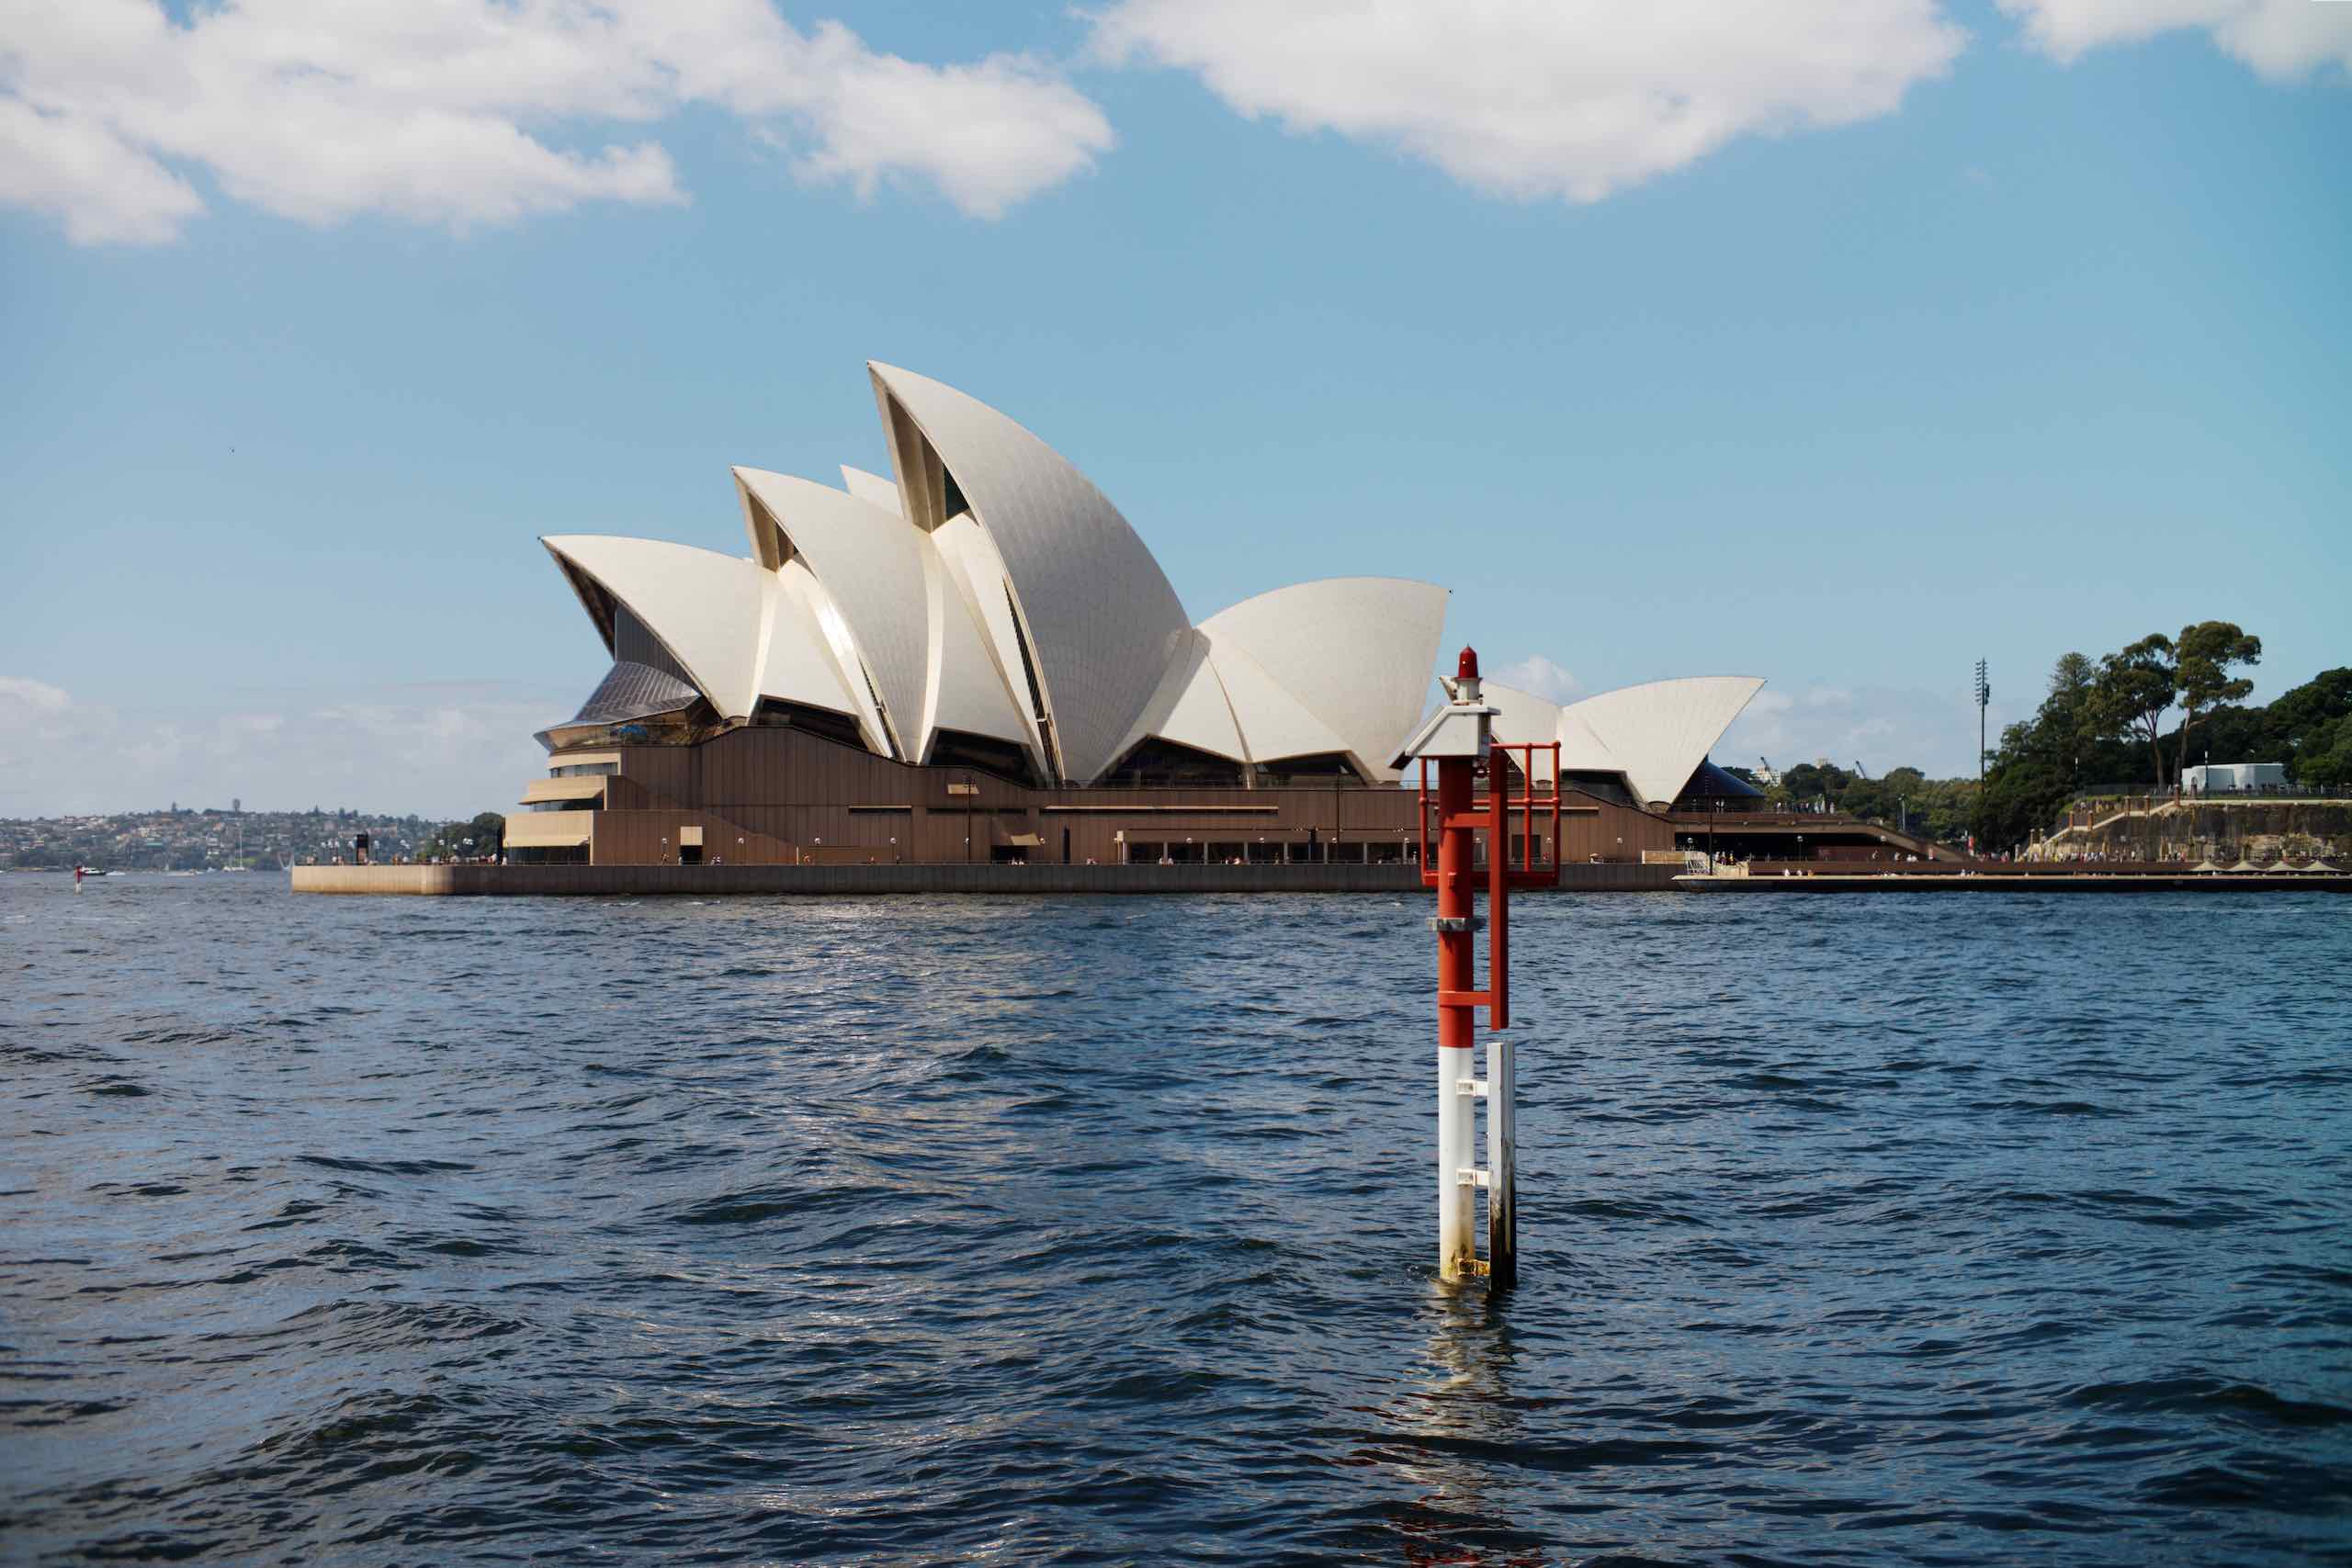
[1558,676,1766,806]
[1109,630,1250,767]
[733,468,929,758]
[1204,637,1353,765]
[1198,577,1449,782]
[542,536,768,719]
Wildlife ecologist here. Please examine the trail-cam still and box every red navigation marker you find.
[1391,647,1562,1285]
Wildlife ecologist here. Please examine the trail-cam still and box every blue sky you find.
[2,0,2346,816]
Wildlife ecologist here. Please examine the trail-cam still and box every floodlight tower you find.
[1973,660,1990,784]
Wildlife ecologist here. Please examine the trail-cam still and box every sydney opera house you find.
[507,363,1791,869]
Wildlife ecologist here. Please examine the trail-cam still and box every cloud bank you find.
[0,0,1115,243]
[9,2,2347,247]
[1490,655,1581,704]
[2000,0,2352,78]
[1091,0,1968,203]
[1719,682,2021,783]
[0,675,564,819]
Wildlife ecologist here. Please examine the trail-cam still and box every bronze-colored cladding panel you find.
[590,809,798,866]
[586,728,1683,867]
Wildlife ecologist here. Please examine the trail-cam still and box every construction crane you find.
[1852,761,1871,780]
[1756,755,1779,786]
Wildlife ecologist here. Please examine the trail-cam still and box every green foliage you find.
[1748,758,1977,844]
[2268,667,2352,758]
[1976,640,2199,851]
[2158,666,2350,774]
[1777,761,1852,807]
[2295,714,2352,790]
[2094,634,2177,791]
[417,812,508,861]
[1968,623,2352,852]
[1837,766,1976,842]
[2174,620,2261,781]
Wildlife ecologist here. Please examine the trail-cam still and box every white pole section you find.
[1439,1045,1477,1278]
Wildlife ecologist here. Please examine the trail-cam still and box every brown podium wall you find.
[561,724,1692,867]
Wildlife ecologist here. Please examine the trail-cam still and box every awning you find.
[1006,832,1045,847]
[520,777,608,805]
[504,818,593,850]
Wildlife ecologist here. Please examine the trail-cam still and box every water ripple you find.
[0,876,2347,1564]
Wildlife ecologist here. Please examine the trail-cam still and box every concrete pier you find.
[290,862,1685,897]
[1675,871,2350,894]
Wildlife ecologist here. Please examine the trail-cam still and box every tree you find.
[1777,762,1850,810]
[418,812,508,862]
[2040,650,2106,783]
[2095,635,2177,792]
[469,812,507,856]
[1973,719,2069,852]
[2296,715,2352,790]
[2264,668,2352,759]
[2050,651,2095,704]
[2173,620,2261,780]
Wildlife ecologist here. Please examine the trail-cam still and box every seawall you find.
[289,863,1684,897]
[1677,872,2350,894]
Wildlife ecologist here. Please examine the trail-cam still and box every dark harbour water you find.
[4,876,2349,1567]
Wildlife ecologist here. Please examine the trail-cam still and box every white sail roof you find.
[868,362,1191,784]
[1204,637,1353,764]
[929,513,1049,767]
[1198,577,1449,782]
[840,466,902,514]
[732,468,927,760]
[1555,705,1623,776]
[919,537,1034,758]
[1108,630,1249,769]
[763,562,869,731]
[1558,676,1765,806]
[540,364,1773,804]
[543,536,768,719]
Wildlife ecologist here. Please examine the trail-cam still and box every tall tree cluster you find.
[1733,762,1977,846]
[1973,619,2346,851]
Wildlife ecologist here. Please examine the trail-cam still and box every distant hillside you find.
[4,807,443,871]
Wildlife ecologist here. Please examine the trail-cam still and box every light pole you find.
[1973,659,1990,785]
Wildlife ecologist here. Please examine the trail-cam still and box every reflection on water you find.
[2,874,2348,1565]
[1385,1288,1545,1565]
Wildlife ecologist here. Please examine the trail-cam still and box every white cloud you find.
[0,674,73,711]
[1091,0,1965,202]
[780,23,1117,220]
[0,677,564,818]
[1490,654,1580,703]
[2000,0,2352,78]
[0,0,1114,244]
[1719,682,2021,780]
